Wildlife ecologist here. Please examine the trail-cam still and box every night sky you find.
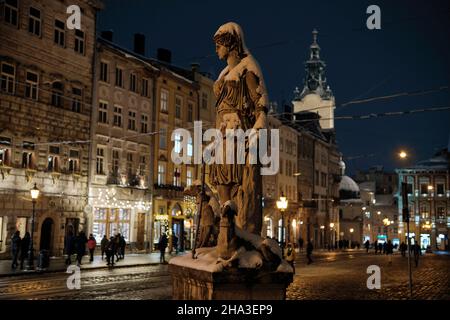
[97,0,450,175]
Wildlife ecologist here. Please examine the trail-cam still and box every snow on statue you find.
[172,22,291,274]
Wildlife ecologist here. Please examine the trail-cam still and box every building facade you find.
[0,0,102,257]
[87,34,157,251]
[396,147,450,250]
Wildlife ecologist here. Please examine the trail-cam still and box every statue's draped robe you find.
[210,60,267,235]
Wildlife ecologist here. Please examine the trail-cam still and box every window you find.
[141,114,148,133]
[186,168,193,187]
[420,204,429,219]
[51,82,63,107]
[187,102,193,122]
[112,150,120,175]
[202,92,208,109]
[25,71,38,100]
[100,62,108,82]
[22,141,34,169]
[280,159,283,175]
[141,78,149,97]
[93,208,131,243]
[174,133,182,153]
[68,149,79,173]
[47,146,60,172]
[129,73,137,92]
[96,148,105,174]
[115,67,123,87]
[157,162,166,185]
[321,173,327,188]
[139,156,146,176]
[420,183,428,195]
[173,167,181,187]
[159,127,167,149]
[437,207,445,220]
[160,90,168,112]
[98,101,108,124]
[315,170,319,186]
[74,29,85,54]
[0,137,12,166]
[1,62,15,94]
[126,152,133,175]
[266,218,273,238]
[128,111,136,131]
[437,183,445,195]
[4,0,18,26]
[72,87,82,113]
[28,7,41,36]
[54,19,65,46]
[113,106,122,127]
[175,96,182,119]
[187,136,193,157]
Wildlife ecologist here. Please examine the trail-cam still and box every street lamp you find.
[276,193,288,258]
[26,183,40,270]
[399,151,407,159]
[349,228,354,246]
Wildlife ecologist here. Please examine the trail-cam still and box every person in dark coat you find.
[298,237,304,252]
[106,236,116,266]
[413,243,421,267]
[378,242,383,254]
[400,242,407,257]
[100,235,108,260]
[65,231,75,265]
[75,231,88,266]
[119,234,126,259]
[386,240,394,264]
[306,240,313,265]
[20,232,30,270]
[10,231,21,269]
[364,240,370,253]
[159,233,168,263]
[374,240,378,254]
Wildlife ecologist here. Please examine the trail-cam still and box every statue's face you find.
[215,43,228,60]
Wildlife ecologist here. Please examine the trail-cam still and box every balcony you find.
[154,184,185,199]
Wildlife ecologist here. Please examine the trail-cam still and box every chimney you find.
[100,30,113,42]
[157,48,172,64]
[133,33,145,56]
[191,63,200,73]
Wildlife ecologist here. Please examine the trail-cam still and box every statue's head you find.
[213,22,248,60]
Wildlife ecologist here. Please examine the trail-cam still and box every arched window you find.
[265,217,273,238]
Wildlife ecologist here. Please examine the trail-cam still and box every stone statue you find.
[210,22,269,260]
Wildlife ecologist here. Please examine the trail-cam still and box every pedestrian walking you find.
[306,240,313,265]
[159,233,168,263]
[20,232,30,270]
[64,231,75,265]
[87,234,96,262]
[285,243,296,273]
[173,234,179,254]
[374,240,378,254]
[114,234,121,262]
[364,240,370,253]
[386,240,394,264]
[106,236,116,267]
[413,243,421,267]
[400,242,407,257]
[10,231,21,269]
[378,243,383,254]
[75,231,87,266]
[119,234,126,259]
[100,235,108,260]
[298,237,304,253]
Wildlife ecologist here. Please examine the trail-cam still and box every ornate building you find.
[0,0,102,257]
[396,145,450,250]
[87,33,157,251]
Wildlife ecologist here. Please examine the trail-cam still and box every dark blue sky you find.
[97,0,450,175]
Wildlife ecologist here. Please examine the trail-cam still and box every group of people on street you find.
[64,231,126,267]
[10,231,31,270]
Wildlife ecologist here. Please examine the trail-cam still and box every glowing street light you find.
[399,151,408,159]
[276,193,288,258]
[26,183,40,270]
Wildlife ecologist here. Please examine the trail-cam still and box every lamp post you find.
[26,183,40,270]
[330,222,335,249]
[349,228,354,246]
[399,150,413,298]
[276,193,288,258]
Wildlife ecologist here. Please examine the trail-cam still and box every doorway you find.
[40,218,54,254]
[136,212,145,250]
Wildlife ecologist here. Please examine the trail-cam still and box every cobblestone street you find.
[287,251,450,300]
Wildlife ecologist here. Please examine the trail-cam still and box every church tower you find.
[292,29,335,130]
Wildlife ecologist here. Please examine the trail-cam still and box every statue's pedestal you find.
[169,262,293,300]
